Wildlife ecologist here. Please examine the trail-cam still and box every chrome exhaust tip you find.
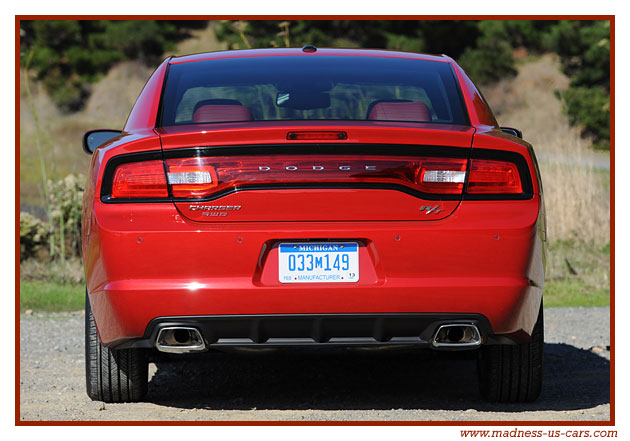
[431,323,481,348]
[155,327,206,353]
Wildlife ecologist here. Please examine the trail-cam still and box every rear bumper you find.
[117,313,494,350]
[84,197,544,347]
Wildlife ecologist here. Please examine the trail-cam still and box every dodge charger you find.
[82,46,546,403]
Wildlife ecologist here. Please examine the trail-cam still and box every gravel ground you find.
[19,307,610,422]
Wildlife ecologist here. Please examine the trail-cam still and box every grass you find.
[19,258,85,312]
[543,240,610,307]
[544,279,609,307]
[18,272,607,312]
[20,280,84,312]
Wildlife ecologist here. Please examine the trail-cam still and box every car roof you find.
[169,47,453,65]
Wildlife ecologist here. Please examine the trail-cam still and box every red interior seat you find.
[192,101,252,123]
[367,101,431,122]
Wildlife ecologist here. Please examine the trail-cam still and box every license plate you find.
[278,242,359,283]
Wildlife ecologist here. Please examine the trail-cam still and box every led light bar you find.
[287,131,348,140]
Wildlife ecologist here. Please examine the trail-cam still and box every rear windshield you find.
[160,55,469,127]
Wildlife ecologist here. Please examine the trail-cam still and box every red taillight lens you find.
[111,160,168,198]
[166,157,218,198]
[467,159,522,194]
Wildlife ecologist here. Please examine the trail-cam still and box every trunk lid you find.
[157,123,474,222]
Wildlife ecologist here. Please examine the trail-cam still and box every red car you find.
[82,47,545,404]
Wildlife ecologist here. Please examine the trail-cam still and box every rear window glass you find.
[160,55,469,127]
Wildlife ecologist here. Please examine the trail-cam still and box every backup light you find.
[422,170,467,184]
[166,157,219,198]
[167,171,213,185]
[415,159,468,194]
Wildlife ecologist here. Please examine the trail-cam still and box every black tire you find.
[85,291,148,402]
[477,303,544,402]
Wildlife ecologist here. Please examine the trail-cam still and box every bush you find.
[46,174,85,259]
[20,173,85,262]
[20,212,50,261]
[559,86,610,150]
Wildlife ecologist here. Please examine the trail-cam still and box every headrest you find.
[367,101,431,122]
[192,104,253,123]
[193,99,244,112]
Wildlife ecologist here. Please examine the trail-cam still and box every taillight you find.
[165,157,218,198]
[164,155,469,197]
[467,159,522,194]
[104,151,528,201]
[111,160,168,198]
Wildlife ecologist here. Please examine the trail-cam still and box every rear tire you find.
[477,303,544,402]
[85,291,148,402]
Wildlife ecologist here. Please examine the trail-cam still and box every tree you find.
[20,20,207,111]
[544,20,610,150]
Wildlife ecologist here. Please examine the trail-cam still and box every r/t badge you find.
[419,205,444,215]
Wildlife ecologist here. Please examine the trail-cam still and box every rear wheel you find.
[85,291,148,402]
[477,303,544,402]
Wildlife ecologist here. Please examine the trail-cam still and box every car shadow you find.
[147,342,609,412]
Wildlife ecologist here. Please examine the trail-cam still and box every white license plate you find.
[278,242,359,283]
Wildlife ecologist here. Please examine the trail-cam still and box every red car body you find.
[82,48,545,403]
